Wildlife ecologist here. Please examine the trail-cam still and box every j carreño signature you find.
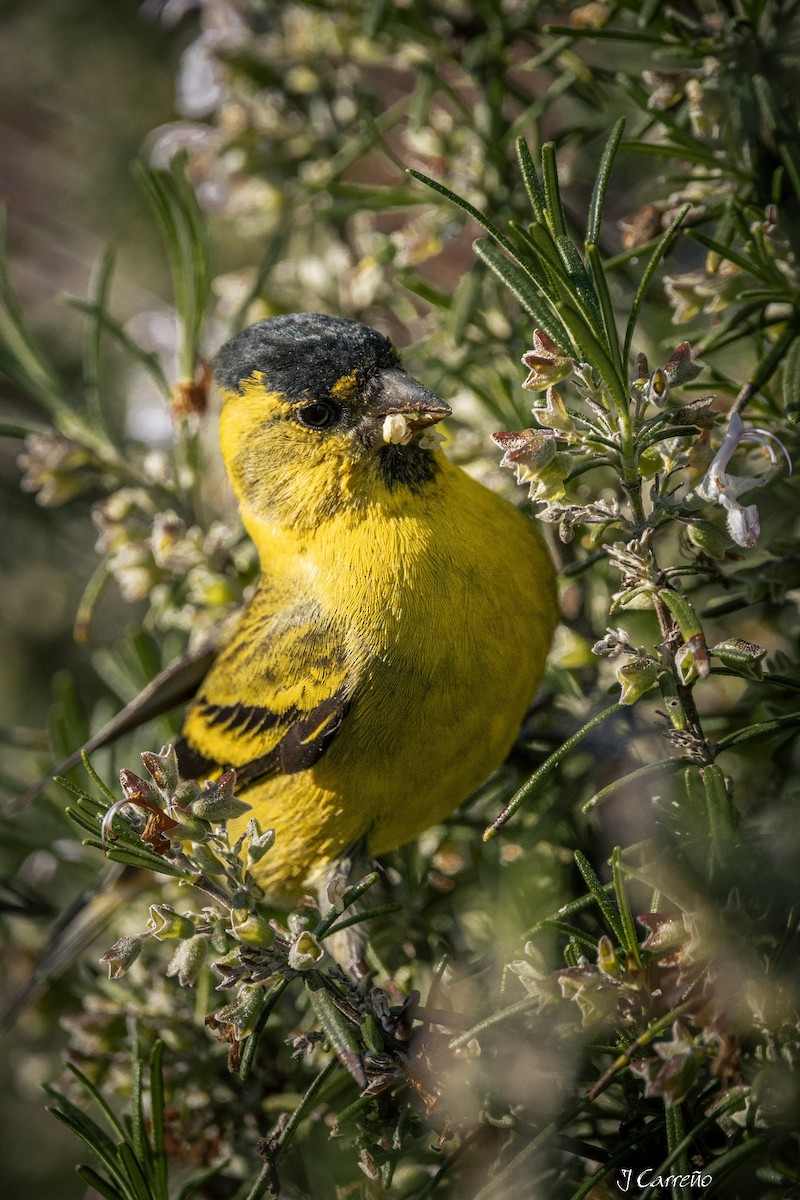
[618,1167,713,1192]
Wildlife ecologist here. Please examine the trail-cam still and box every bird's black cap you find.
[214,313,401,403]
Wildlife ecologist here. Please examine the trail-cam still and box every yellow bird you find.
[172,313,558,898]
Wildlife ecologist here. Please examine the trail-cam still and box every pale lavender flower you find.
[694,412,792,547]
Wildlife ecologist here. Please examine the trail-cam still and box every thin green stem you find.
[483,704,624,838]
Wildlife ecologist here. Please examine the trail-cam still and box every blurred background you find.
[1,0,176,706]
[1,3,177,1193]
[2,1,800,1195]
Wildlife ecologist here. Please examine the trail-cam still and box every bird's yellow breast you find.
[199,451,557,897]
[315,460,554,840]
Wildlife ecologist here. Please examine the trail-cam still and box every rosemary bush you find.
[2,1,800,1197]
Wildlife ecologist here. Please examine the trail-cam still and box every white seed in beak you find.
[382,413,414,445]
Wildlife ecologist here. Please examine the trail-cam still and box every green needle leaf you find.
[473,239,568,344]
[782,335,800,422]
[149,1041,168,1200]
[541,141,568,238]
[683,230,777,286]
[516,136,546,222]
[586,117,625,246]
[305,973,366,1089]
[407,168,518,259]
[611,847,641,965]
[82,249,116,434]
[574,851,625,945]
[484,703,623,838]
[585,245,623,373]
[75,1165,123,1200]
[133,156,211,381]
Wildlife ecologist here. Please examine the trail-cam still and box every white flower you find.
[382,414,413,445]
[287,931,325,971]
[694,412,791,548]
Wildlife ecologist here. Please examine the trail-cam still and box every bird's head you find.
[214,313,451,534]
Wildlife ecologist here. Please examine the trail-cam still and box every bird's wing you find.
[6,641,217,814]
[176,593,355,790]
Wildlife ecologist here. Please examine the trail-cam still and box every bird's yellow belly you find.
[229,490,555,897]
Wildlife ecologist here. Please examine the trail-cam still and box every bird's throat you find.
[377,442,440,491]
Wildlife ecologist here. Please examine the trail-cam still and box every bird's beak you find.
[370,368,451,431]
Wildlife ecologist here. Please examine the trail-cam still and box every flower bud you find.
[287,912,309,936]
[675,636,709,685]
[643,1021,703,1105]
[638,913,687,955]
[520,330,572,391]
[148,904,196,941]
[492,428,568,503]
[166,934,208,986]
[709,638,766,680]
[119,769,161,808]
[287,931,325,971]
[632,351,649,384]
[686,77,722,141]
[18,431,95,507]
[637,448,663,478]
[492,429,558,474]
[231,912,274,947]
[647,368,670,407]
[141,746,179,795]
[191,770,251,821]
[167,812,210,843]
[230,893,274,947]
[597,935,622,977]
[358,1149,380,1181]
[210,919,232,954]
[616,658,659,705]
[245,818,275,864]
[173,779,202,807]
[662,341,701,386]
[213,984,264,1037]
[187,569,239,609]
[686,520,735,558]
[558,968,617,1025]
[534,386,573,432]
[658,589,709,677]
[98,486,153,525]
[673,396,717,428]
[100,935,142,979]
[191,843,227,875]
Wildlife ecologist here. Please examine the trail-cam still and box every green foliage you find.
[47,1041,174,1200]
[3,1,800,1197]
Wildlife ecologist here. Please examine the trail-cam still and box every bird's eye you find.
[297,401,339,429]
